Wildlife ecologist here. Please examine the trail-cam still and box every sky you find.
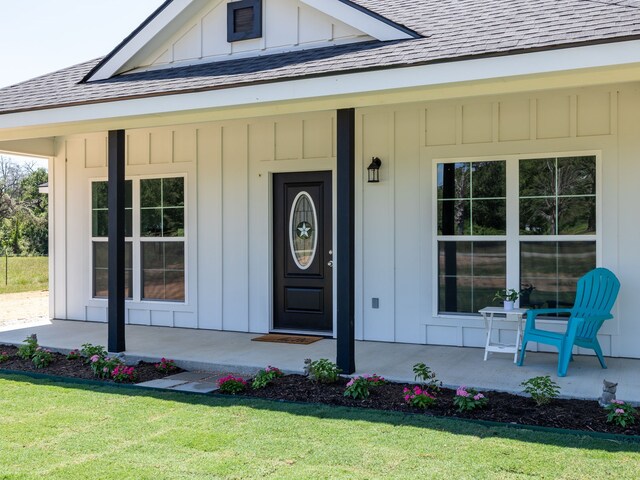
[0,0,165,167]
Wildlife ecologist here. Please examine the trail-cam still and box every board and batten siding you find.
[49,83,640,359]
[357,85,640,359]
[51,112,336,332]
[131,0,369,72]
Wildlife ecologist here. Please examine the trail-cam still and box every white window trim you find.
[88,173,188,305]
[431,150,602,320]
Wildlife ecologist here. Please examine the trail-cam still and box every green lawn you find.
[0,256,48,294]
[0,375,638,479]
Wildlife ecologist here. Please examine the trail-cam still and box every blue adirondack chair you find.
[517,268,620,377]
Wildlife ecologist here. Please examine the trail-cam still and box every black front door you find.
[273,171,332,332]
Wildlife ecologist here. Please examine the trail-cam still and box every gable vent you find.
[227,0,262,42]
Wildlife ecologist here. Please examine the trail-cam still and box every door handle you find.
[327,261,334,268]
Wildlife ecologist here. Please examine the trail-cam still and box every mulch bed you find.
[2,343,637,437]
[0,345,183,384]
[240,374,640,437]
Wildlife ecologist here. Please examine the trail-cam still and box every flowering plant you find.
[66,349,81,360]
[605,400,637,428]
[344,374,386,400]
[217,375,247,394]
[0,351,9,363]
[403,386,437,409]
[80,343,107,363]
[154,357,178,374]
[90,354,124,379]
[252,365,284,390]
[453,386,488,412]
[32,347,54,369]
[112,365,137,383]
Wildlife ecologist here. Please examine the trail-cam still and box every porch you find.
[1,319,639,403]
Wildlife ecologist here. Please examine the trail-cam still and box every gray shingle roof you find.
[2,0,640,115]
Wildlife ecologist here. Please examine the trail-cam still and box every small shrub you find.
[343,374,386,400]
[80,343,107,362]
[412,363,442,392]
[89,354,123,379]
[154,357,179,374]
[454,386,488,412]
[32,347,54,369]
[304,358,341,384]
[605,400,637,428]
[217,375,247,394]
[0,351,10,363]
[112,365,137,383]
[403,386,437,409]
[252,366,284,390]
[17,334,39,360]
[66,349,81,360]
[521,375,560,406]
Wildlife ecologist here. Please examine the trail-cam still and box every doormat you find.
[251,334,323,345]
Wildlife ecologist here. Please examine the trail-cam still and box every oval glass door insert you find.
[289,191,318,270]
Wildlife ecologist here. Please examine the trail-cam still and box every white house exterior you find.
[2,0,640,370]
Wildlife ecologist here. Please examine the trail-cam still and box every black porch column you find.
[336,108,356,374]
[108,130,126,353]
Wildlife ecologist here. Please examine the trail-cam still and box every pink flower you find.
[615,408,625,414]
[474,393,485,401]
[456,386,469,397]
[612,399,625,405]
[103,367,108,373]
[346,379,354,387]
[90,355,100,363]
[217,375,247,387]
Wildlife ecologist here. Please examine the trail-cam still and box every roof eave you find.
[3,38,640,138]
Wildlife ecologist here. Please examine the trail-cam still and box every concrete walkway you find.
[1,319,639,403]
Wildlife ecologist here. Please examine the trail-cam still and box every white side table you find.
[479,307,528,363]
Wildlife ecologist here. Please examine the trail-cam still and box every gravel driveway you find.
[0,291,49,330]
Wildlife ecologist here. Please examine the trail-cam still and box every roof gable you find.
[86,0,417,82]
[3,0,640,118]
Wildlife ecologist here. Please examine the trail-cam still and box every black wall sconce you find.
[367,157,382,183]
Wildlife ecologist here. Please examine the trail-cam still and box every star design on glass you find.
[296,221,313,239]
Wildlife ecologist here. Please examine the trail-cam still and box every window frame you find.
[432,151,602,319]
[89,173,188,305]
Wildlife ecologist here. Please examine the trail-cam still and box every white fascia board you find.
[3,40,640,133]
[300,0,415,41]
[89,0,204,81]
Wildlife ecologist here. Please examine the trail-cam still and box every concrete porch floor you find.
[1,319,639,403]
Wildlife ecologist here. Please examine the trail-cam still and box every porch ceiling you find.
[0,319,638,403]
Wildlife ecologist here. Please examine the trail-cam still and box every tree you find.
[0,156,48,256]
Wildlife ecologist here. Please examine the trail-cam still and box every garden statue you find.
[599,379,618,407]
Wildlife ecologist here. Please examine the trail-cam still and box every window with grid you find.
[91,177,185,302]
[91,181,133,299]
[140,177,185,301]
[436,155,597,315]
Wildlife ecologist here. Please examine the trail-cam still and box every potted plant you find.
[493,288,519,311]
